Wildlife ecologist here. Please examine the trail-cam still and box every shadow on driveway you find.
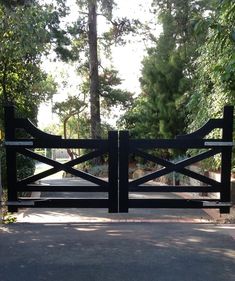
[0,222,235,281]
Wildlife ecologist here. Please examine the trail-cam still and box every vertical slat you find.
[4,106,18,212]
[119,131,129,212]
[108,131,118,213]
[220,106,234,214]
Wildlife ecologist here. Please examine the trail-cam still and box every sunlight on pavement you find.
[194,228,217,233]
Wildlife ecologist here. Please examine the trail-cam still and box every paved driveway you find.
[0,222,235,281]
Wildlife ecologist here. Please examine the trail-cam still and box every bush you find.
[0,149,35,189]
[16,154,35,180]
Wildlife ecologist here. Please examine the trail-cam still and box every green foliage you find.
[99,68,133,111]
[86,164,108,177]
[53,96,87,121]
[0,0,66,188]
[188,0,235,127]
[65,0,141,58]
[2,213,17,224]
[118,95,159,139]
[119,0,220,161]
[187,0,235,170]
[55,66,133,137]
[120,1,208,147]
[16,154,35,180]
[139,47,188,140]
[0,1,61,117]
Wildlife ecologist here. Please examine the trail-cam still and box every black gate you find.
[119,106,234,214]
[4,105,234,214]
[4,106,118,213]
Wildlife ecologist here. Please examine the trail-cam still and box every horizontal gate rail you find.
[16,185,108,192]
[129,139,234,149]
[8,199,231,209]
[8,139,107,149]
[129,186,221,193]
[128,199,232,209]
[8,199,109,208]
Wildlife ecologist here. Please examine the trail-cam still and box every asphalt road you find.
[0,222,235,281]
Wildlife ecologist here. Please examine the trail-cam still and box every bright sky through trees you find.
[38,0,162,128]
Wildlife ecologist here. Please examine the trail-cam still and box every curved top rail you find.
[15,118,62,140]
[176,119,223,140]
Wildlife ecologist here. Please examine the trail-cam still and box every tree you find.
[79,67,133,116]
[58,0,140,138]
[187,0,235,129]
[0,0,66,185]
[118,95,158,139]
[119,0,213,159]
[187,0,235,170]
[122,1,204,135]
[0,1,66,123]
[53,95,86,159]
[88,0,100,139]
[53,66,133,140]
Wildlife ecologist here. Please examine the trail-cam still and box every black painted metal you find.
[4,105,234,214]
[129,199,231,209]
[17,185,108,192]
[11,198,109,208]
[129,186,221,193]
[4,106,118,213]
[108,131,119,213]
[119,131,129,213]
[220,106,234,213]
[119,106,234,214]
[176,119,224,139]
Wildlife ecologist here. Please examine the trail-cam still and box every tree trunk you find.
[88,0,101,139]
[64,116,74,160]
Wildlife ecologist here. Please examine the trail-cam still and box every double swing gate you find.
[4,105,234,214]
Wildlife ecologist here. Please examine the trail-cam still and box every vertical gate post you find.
[119,131,129,213]
[220,106,234,214]
[108,131,118,213]
[4,106,18,212]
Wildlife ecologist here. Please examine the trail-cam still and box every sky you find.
[38,0,162,128]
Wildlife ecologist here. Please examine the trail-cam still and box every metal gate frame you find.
[4,105,234,214]
[119,106,234,214]
[4,106,118,213]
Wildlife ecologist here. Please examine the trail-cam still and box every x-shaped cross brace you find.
[17,148,108,187]
[130,149,221,187]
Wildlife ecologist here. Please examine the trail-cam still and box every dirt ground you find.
[217,206,235,224]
